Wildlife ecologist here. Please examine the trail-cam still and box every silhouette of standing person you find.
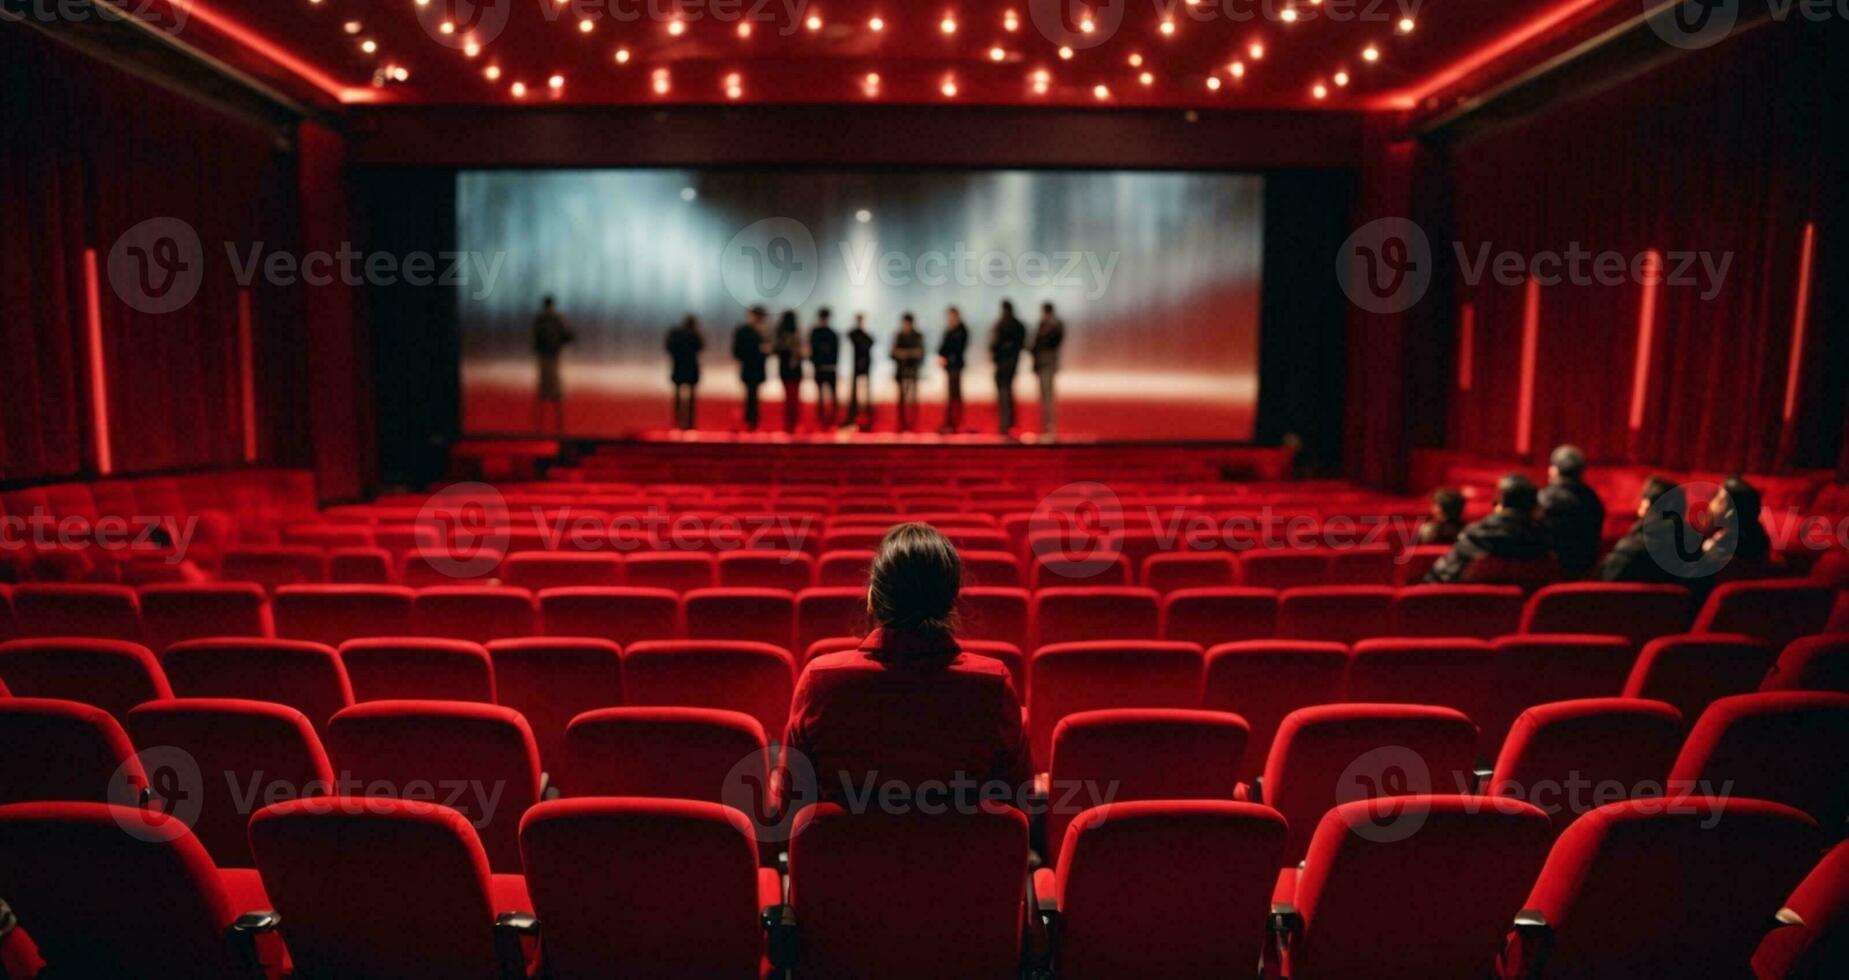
[773,310,805,433]
[810,308,840,428]
[892,313,925,432]
[666,315,703,431]
[732,305,770,431]
[1032,302,1065,438]
[531,296,575,436]
[844,313,876,430]
[938,306,968,434]
[990,300,1026,436]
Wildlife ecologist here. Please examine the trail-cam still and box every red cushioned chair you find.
[803,635,861,665]
[1323,547,1397,586]
[1668,692,1849,830]
[1479,634,1637,759]
[0,584,15,642]
[1505,798,1821,979]
[1140,552,1236,595]
[1391,584,1524,639]
[411,586,536,644]
[161,638,354,738]
[622,640,797,742]
[1344,637,1496,726]
[282,524,372,550]
[326,546,395,585]
[684,587,798,649]
[1257,704,1481,863]
[785,803,1029,980]
[519,798,778,979]
[138,583,271,652]
[1238,550,1329,589]
[1042,708,1249,864]
[0,802,283,980]
[716,549,816,591]
[499,551,622,590]
[795,587,869,654]
[956,586,1031,651]
[1518,582,1692,645]
[271,585,416,647]
[248,797,532,980]
[1753,839,1849,980]
[819,528,890,552]
[1693,580,1839,650]
[324,701,542,874]
[1623,632,1778,731]
[1201,640,1350,782]
[0,638,171,722]
[561,707,768,817]
[1036,801,1286,980]
[339,638,496,704]
[1394,544,1453,586]
[1485,698,1683,835]
[1026,641,1205,770]
[1031,587,1161,648]
[219,546,327,591]
[1273,796,1552,980]
[1028,552,1134,590]
[815,550,875,587]
[398,547,507,589]
[538,586,681,645]
[484,637,624,776]
[1276,586,1394,644]
[1160,587,1278,647]
[11,583,143,642]
[961,639,1028,697]
[125,698,334,867]
[1760,633,1849,694]
[0,699,148,806]
[961,550,1025,589]
[624,552,718,593]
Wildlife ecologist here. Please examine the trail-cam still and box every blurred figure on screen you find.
[990,300,1026,435]
[665,315,703,431]
[1416,488,1465,545]
[938,306,969,434]
[1032,302,1066,438]
[1540,444,1606,577]
[1425,474,1551,584]
[531,296,575,435]
[774,310,805,433]
[732,305,770,431]
[844,313,876,430]
[810,307,840,428]
[892,313,925,432]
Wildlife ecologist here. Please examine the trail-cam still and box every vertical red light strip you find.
[238,288,259,462]
[82,249,115,475]
[1457,302,1475,391]
[1628,249,1662,431]
[1515,278,1541,455]
[1781,222,1817,422]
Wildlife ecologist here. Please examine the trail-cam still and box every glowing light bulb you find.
[1138,71,1153,86]
[1058,46,1073,60]
[1311,83,1327,99]
[1206,76,1221,90]
[869,17,883,31]
[614,47,630,64]
[1092,83,1109,100]
[1362,45,1380,62]
[1334,70,1349,86]
[941,16,957,34]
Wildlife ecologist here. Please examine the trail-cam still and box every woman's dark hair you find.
[777,311,798,334]
[867,522,962,636]
[1432,487,1464,521]
[1640,475,1686,514]
[1721,475,1762,523]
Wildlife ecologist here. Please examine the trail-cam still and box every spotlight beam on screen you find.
[457,170,1264,440]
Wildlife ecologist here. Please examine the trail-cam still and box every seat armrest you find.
[1500,908,1552,980]
[538,771,558,801]
[1026,868,1059,978]
[493,912,538,980]
[1267,902,1301,980]
[1472,766,1493,793]
[1772,907,1805,928]
[762,904,799,973]
[227,910,280,979]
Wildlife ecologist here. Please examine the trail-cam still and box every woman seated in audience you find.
[780,523,1030,811]
[1598,476,1698,583]
[1415,487,1465,545]
[1702,475,1778,580]
[1424,473,1554,585]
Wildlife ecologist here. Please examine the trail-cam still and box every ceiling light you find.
[737,22,752,37]
[1248,42,1264,59]
[511,81,527,98]
[990,46,1005,61]
[941,79,958,97]
[579,19,594,33]
[1229,61,1245,77]
[485,64,502,80]
[1003,11,1019,32]
[1128,53,1142,67]
[614,47,630,64]
[1334,70,1349,86]
[1281,8,1298,23]
[1159,19,1175,35]
[1397,17,1415,33]
[360,39,378,54]
[1362,45,1380,62]
[1092,84,1109,100]
[1206,76,1221,90]
[1312,83,1328,99]
[806,14,822,30]
[1058,46,1073,59]
[941,16,957,34]
[856,209,872,223]
[343,20,361,34]
[1139,72,1153,86]
[869,16,884,31]
[549,74,565,90]
[463,40,481,58]
[668,19,685,35]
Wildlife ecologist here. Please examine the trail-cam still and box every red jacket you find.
[782,628,1031,807]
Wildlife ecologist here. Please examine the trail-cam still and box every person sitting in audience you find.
[1539,444,1605,577]
[1598,476,1697,583]
[1415,487,1466,545]
[1425,473,1551,584]
[1704,474,1775,570]
[781,523,1030,810]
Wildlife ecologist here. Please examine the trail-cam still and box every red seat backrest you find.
[484,637,624,775]
[1140,553,1236,595]
[1487,698,1683,835]
[954,587,1030,651]
[13,584,143,642]
[538,587,681,646]
[160,638,354,738]
[1480,634,1637,758]
[1391,585,1524,639]
[622,640,797,740]
[1032,587,1161,648]
[684,588,797,649]
[1693,580,1838,650]
[1276,586,1394,644]
[561,706,767,813]
[0,699,147,806]
[1345,638,1496,726]
[1759,632,1849,694]
[1027,641,1205,769]
[1623,633,1777,730]
[1200,640,1350,782]
[137,583,271,652]
[0,638,171,722]
[339,638,496,704]
[1669,691,1849,829]
[1160,588,1279,647]
[411,586,536,643]
[1519,582,1692,645]
[498,552,622,590]
[624,552,718,593]
[271,585,416,647]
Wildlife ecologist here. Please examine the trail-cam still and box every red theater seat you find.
[326,546,395,584]
[125,698,334,867]
[961,639,1028,697]
[1394,545,1452,586]
[0,585,14,641]
[1668,692,1849,829]
[1238,550,1328,589]
[412,586,536,643]
[339,638,496,704]
[398,547,506,588]
[1761,633,1849,693]
[1753,840,1849,980]
[1480,635,1637,758]
[1258,704,1480,863]
[622,640,797,741]
[1276,586,1394,644]
[1032,587,1161,648]
[499,551,622,590]
[1519,582,1692,644]
[484,637,624,776]
[1200,640,1350,781]
[539,586,681,645]
[1038,801,1286,980]
[1160,588,1278,647]
[716,549,815,591]
[684,587,797,649]
[1486,699,1682,834]
[795,587,869,654]
[1509,799,1821,978]
[137,582,271,652]
[0,699,147,805]
[1323,547,1397,586]
[1391,585,1524,638]
[561,707,767,811]
[282,524,372,550]
[1042,709,1248,864]
[1622,633,1778,730]
[271,585,416,646]
[1027,641,1204,768]
[787,803,1028,980]
[1693,580,1838,649]
[956,586,1031,651]
[324,701,542,873]
[1344,638,1495,725]
[219,546,327,591]
[0,638,171,721]
[519,798,777,978]
[1029,552,1134,590]
[12,583,142,642]
[1140,552,1235,594]
[248,797,531,979]
[960,550,1024,589]
[1275,797,1551,980]
[815,549,875,586]
[624,552,718,593]
[0,803,282,980]
[160,638,354,737]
